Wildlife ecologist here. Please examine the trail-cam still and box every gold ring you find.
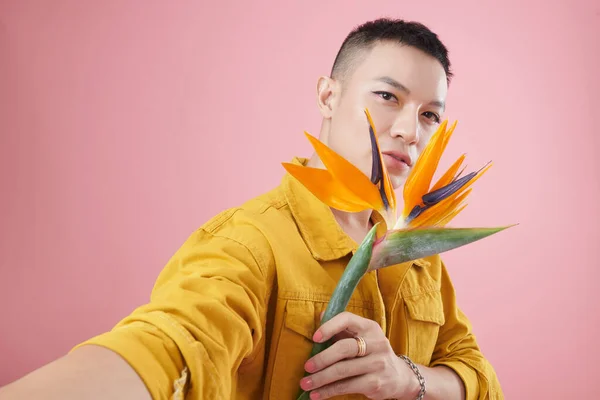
[354,336,367,357]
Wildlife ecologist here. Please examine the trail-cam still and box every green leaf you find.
[368,225,515,271]
[296,224,379,400]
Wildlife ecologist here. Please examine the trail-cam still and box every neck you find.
[332,208,373,245]
[331,208,373,228]
[305,153,321,169]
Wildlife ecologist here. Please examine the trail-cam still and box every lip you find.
[382,151,412,167]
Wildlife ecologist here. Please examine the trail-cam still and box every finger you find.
[305,335,388,374]
[331,329,354,342]
[318,312,349,343]
[305,337,360,373]
[310,372,390,400]
[301,354,374,391]
[319,311,344,342]
[313,311,378,343]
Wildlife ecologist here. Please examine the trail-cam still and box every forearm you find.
[0,345,151,400]
[400,362,465,400]
[418,364,465,400]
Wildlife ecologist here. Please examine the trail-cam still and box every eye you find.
[422,111,441,124]
[373,91,398,102]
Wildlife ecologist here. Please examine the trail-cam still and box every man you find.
[0,18,503,400]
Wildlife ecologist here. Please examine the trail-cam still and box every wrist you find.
[397,355,426,400]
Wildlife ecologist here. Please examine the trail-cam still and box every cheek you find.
[366,107,396,133]
[329,133,372,177]
[415,135,430,157]
[417,128,435,148]
[329,100,383,176]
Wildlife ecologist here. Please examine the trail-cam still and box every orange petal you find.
[430,154,466,192]
[282,163,377,212]
[409,188,472,228]
[365,108,396,212]
[408,160,492,228]
[402,121,457,218]
[403,121,447,204]
[454,161,492,200]
[304,132,384,212]
[436,204,468,227]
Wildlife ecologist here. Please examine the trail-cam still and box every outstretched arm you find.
[0,345,151,400]
[0,226,273,399]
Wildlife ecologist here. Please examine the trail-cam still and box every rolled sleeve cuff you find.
[70,316,187,400]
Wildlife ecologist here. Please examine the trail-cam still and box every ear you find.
[316,76,338,119]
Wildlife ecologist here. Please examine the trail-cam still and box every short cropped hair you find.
[331,18,453,84]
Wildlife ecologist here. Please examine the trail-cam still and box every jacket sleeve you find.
[71,226,273,400]
[429,261,504,400]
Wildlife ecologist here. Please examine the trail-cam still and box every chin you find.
[390,174,408,191]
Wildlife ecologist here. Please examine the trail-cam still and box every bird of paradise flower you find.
[282,109,514,400]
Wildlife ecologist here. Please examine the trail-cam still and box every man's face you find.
[319,42,448,190]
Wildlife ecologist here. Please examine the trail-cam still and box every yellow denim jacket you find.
[74,157,503,399]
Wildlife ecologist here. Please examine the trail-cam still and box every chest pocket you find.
[403,290,445,365]
[267,298,376,400]
[266,299,323,399]
[401,267,446,366]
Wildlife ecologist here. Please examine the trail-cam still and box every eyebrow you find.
[375,75,446,111]
[376,76,411,93]
[428,100,445,111]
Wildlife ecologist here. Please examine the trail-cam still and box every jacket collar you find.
[281,157,429,268]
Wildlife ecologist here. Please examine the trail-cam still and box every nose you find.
[390,109,419,145]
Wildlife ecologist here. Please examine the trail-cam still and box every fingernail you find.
[300,377,313,390]
[313,331,323,342]
[305,360,316,373]
[310,392,321,400]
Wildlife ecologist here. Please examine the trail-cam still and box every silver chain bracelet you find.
[398,355,426,400]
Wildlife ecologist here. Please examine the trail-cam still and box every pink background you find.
[1,1,599,398]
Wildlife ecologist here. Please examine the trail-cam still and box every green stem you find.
[296,224,378,400]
